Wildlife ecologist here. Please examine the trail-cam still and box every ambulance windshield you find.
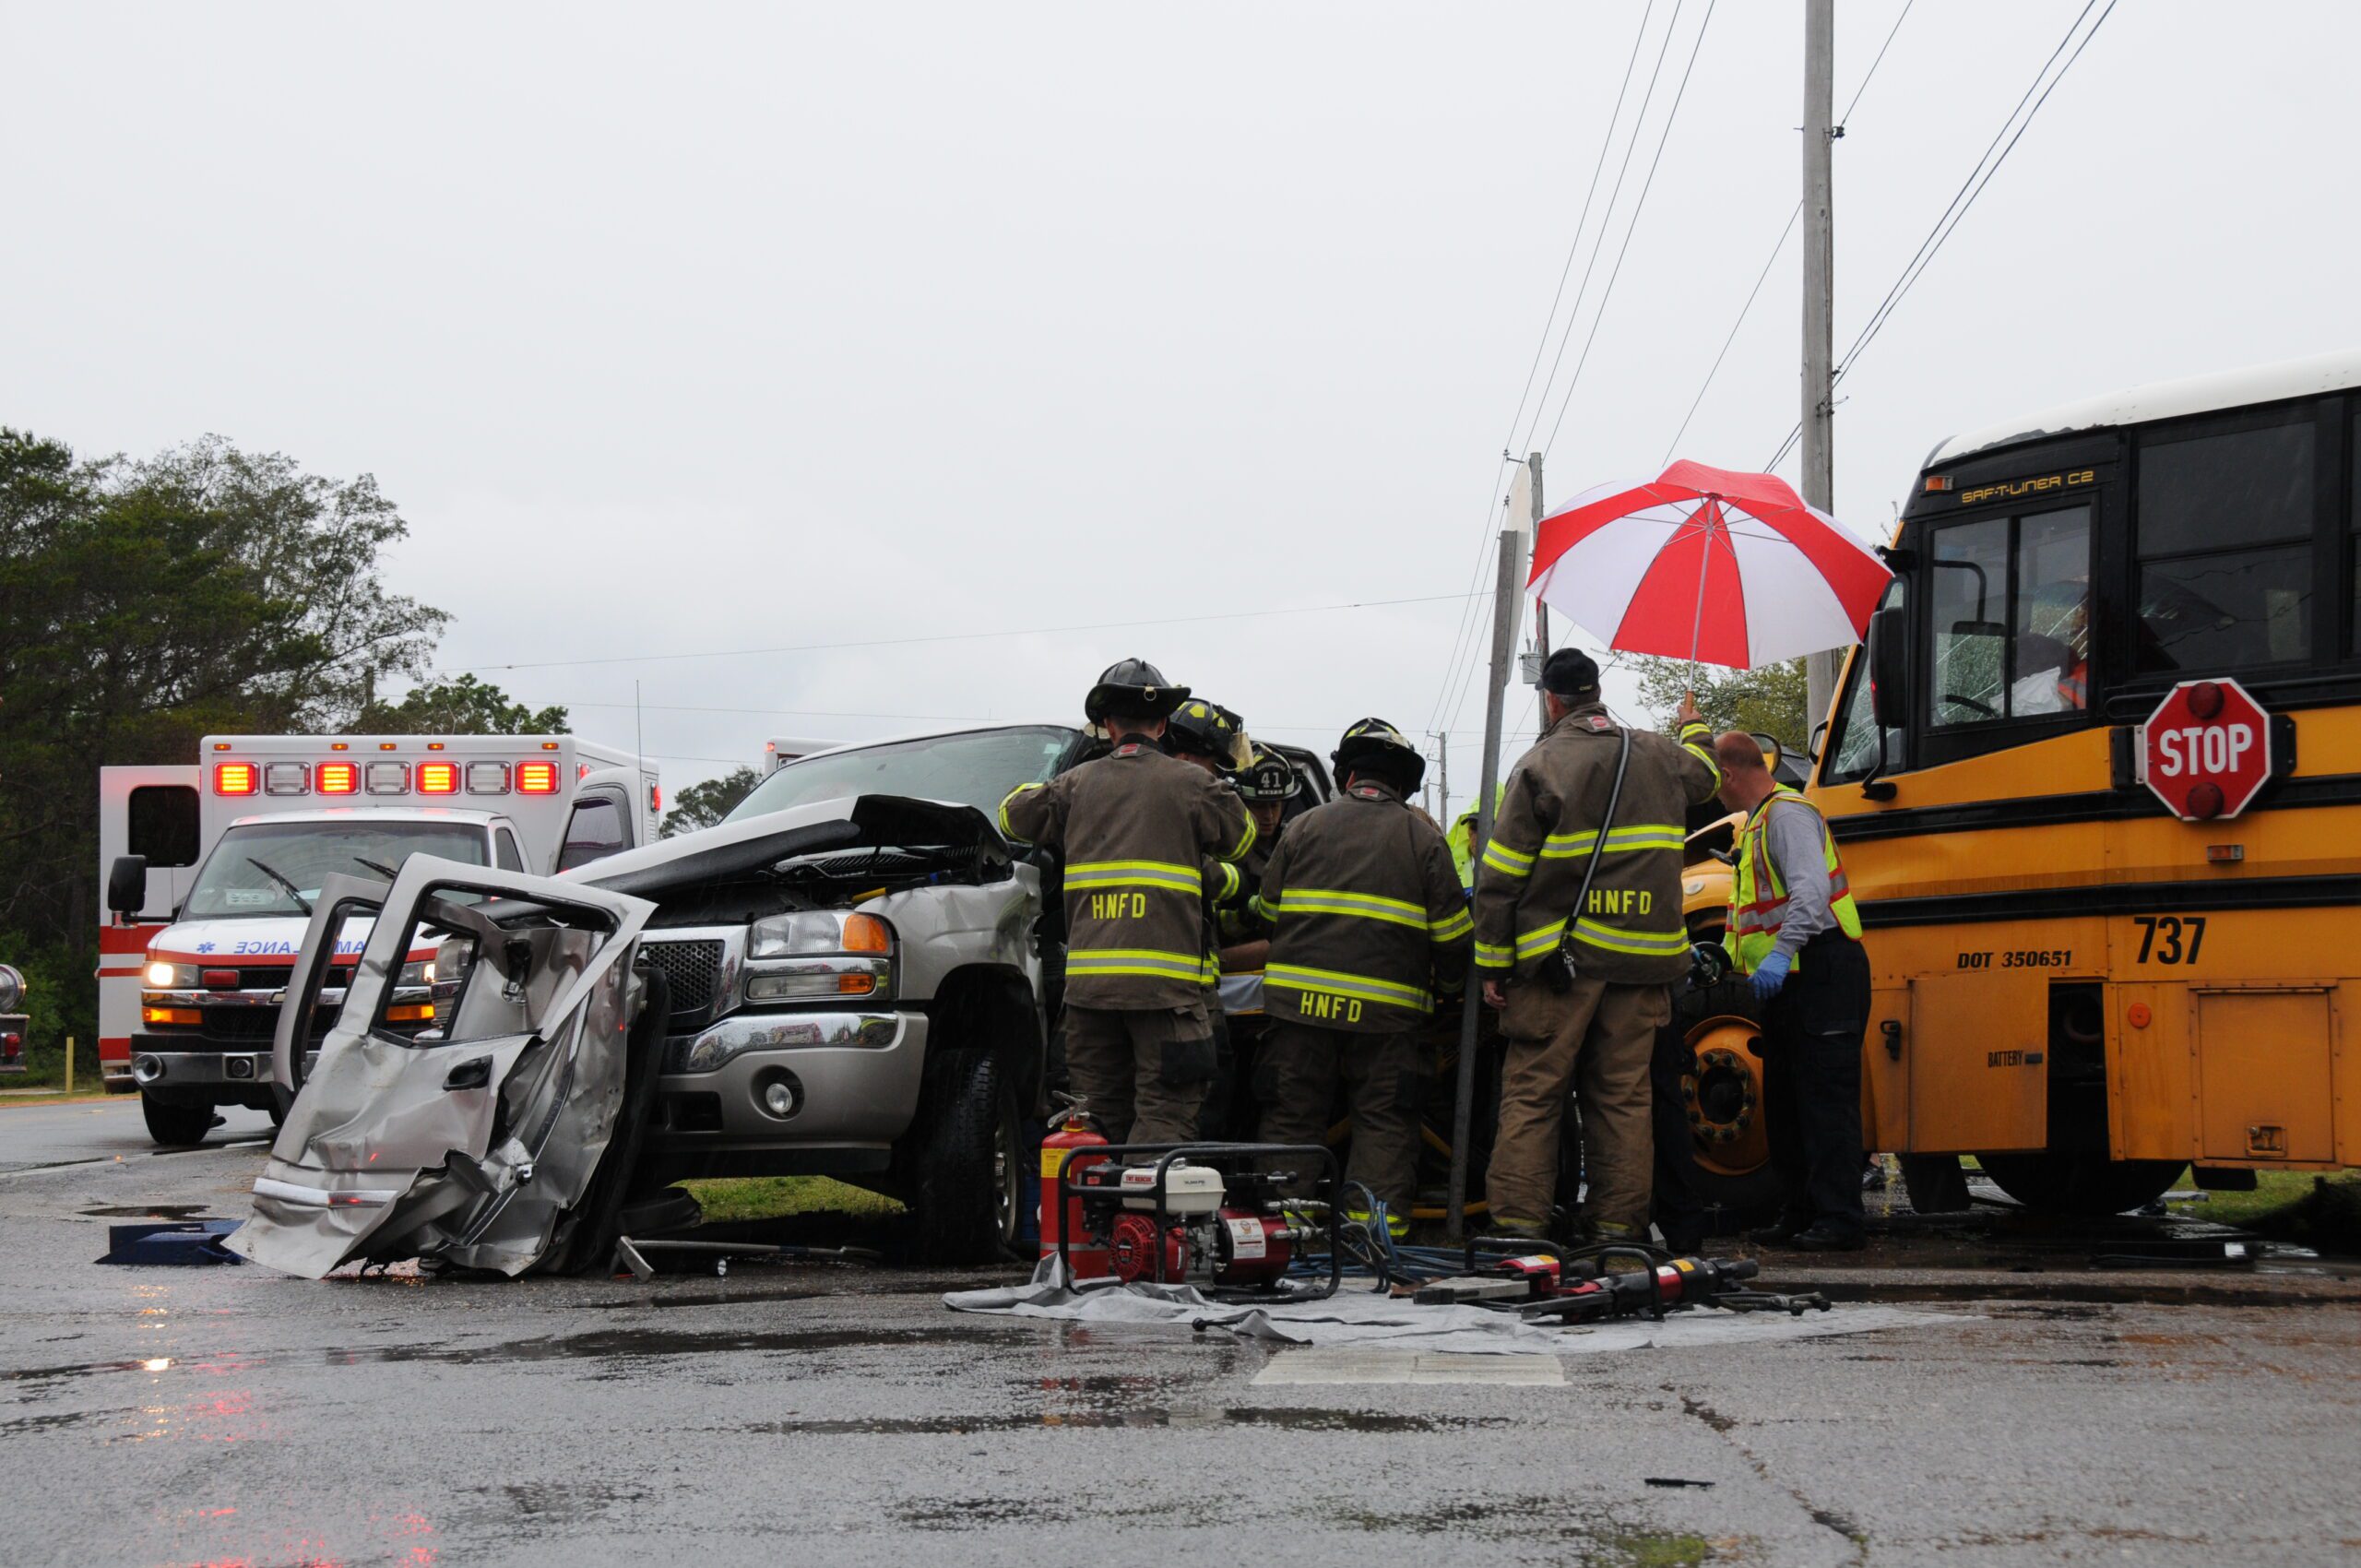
[185,821,490,919]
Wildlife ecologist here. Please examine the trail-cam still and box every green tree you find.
[1630,655,1811,752]
[355,673,568,735]
[662,766,762,837]
[0,429,447,1052]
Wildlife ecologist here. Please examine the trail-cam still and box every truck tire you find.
[1976,1151,2184,1217]
[900,1049,1021,1265]
[1666,957,1785,1219]
[140,1094,215,1147]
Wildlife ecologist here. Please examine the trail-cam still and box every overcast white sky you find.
[8,2,2357,819]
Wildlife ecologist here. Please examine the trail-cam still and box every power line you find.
[457,590,1478,674]
[1658,0,1916,468]
[1540,0,1719,463]
[1423,5,1660,741]
[1766,0,2116,472]
[1512,0,1679,461]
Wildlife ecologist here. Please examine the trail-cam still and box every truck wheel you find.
[1667,949,1784,1219]
[1976,1152,2184,1216]
[900,1049,1020,1265]
[140,1094,215,1147]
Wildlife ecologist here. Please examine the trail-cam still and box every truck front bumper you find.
[126,1040,279,1105]
[646,1007,928,1174]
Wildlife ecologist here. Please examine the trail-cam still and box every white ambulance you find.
[99,734,657,1144]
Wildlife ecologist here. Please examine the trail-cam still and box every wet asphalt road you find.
[4,1143,2360,1567]
[0,1097,275,1173]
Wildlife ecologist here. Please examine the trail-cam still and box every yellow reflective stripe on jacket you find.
[1208,861,1241,901]
[1227,814,1259,861]
[1569,917,1691,957]
[1430,907,1475,943]
[1538,824,1687,859]
[1265,963,1433,1012]
[1481,838,1536,878]
[1250,893,1278,923]
[1506,914,1688,961]
[998,781,1045,842]
[1065,859,1202,895]
[1067,947,1216,982]
[1275,887,1428,931]
[1473,938,1516,970]
[1679,720,1720,786]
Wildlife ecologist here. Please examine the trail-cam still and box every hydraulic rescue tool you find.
[1417,1236,1832,1322]
[1045,1141,1344,1302]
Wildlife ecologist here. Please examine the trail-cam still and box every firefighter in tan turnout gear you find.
[999,659,1257,1146]
[1473,649,1720,1239]
[1252,719,1472,1225]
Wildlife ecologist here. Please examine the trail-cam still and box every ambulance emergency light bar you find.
[208,740,572,798]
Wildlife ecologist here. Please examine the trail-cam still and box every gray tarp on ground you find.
[944,1262,1952,1354]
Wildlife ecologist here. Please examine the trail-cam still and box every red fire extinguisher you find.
[1039,1106,1109,1278]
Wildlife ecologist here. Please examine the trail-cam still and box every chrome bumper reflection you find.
[667,1009,905,1074]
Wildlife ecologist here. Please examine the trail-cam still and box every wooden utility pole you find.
[1447,528,1525,1238]
[1801,0,1841,740]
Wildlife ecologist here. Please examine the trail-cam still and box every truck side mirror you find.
[107,855,149,922]
[1867,607,1908,732]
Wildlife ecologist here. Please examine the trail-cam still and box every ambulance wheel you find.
[1667,964,1784,1220]
[1975,1152,2184,1217]
[140,1093,214,1147]
[898,1049,1021,1265]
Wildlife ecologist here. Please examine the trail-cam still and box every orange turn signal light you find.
[841,913,891,953]
[142,1006,203,1027]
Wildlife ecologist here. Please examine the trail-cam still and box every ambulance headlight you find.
[145,961,199,990]
[397,959,435,989]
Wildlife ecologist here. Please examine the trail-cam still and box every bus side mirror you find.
[1867,608,1908,731]
[107,856,148,922]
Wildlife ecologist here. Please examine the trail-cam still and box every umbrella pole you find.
[1685,501,1716,695]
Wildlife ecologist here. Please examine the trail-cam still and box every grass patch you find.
[0,1087,116,1108]
[2171,1169,2361,1250]
[678,1175,904,1225]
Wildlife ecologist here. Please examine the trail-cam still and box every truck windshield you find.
[727,726,1076,823]
[184,822,490,919]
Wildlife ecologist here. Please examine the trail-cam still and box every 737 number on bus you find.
[2132,915,2206,965]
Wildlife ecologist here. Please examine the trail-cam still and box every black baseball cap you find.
[1541,647,1601,698]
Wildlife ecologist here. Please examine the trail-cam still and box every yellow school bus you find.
[1678,350,2361,1215]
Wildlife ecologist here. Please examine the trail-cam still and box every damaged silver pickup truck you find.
[233,731,1060,1278]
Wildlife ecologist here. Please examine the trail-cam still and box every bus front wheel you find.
[1667,962,1784,1220]
[1976,1151,2183,1217]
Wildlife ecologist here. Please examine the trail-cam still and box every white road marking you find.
[1252,1349,1566,1385]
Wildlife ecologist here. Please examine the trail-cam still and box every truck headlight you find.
[144,961,199,989]
[747,911,892,959]
[397,958,436,988]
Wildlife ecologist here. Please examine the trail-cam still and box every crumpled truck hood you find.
[572,793,1011,900]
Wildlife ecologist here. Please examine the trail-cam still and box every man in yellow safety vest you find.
[1714,731,1869,1252]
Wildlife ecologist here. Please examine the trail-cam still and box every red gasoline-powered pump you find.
[1043,1142,1345,1301]
[1038,1111,1111,1278]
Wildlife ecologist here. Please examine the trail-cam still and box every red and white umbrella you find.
[1527,459,1890,672]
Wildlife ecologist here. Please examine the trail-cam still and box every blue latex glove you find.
[1749,950,1792,1003]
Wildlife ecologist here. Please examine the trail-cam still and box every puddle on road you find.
[5,1324,1033,1386]
[736,1407,1493,1435]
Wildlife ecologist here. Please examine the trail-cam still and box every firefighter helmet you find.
[1233,742,1299,803]
[1333,718,1425,793]
[1083,658,1188,724]
[1168,699,1251,769]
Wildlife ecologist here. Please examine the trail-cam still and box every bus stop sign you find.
[2137,678,2272,821]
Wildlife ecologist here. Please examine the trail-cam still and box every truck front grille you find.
[640,939,724,1030]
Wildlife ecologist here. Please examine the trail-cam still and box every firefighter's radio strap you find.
[1551,724,1631,987]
